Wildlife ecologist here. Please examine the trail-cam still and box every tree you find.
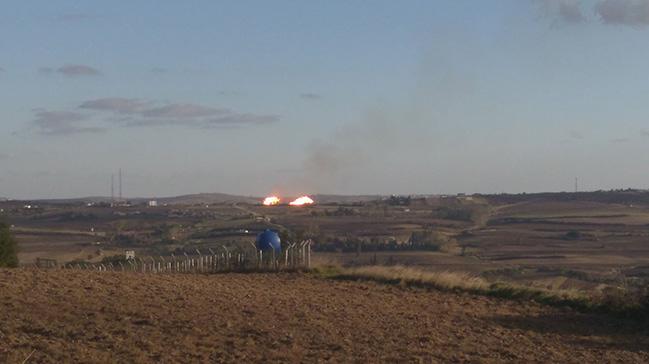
[0,221,18,267]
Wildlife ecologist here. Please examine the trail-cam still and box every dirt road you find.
[0,269,647,363]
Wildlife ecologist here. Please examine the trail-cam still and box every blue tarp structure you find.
[256,229,281,252]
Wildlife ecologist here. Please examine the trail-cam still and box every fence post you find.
[271,249,276,271]
[301,241,308,268]
[221,246,230,270]
[195,249,202,273]
[208,249,216,273]
[307,240,312,269]
[284,245,291,269]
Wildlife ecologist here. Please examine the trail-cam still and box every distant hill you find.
[312,194,383,204]
[481,189,649,206]
[23,193,386,206]
[26,196,115,205]
[156,193,259,205]
[19,190,649,207]
[25,193,259,206]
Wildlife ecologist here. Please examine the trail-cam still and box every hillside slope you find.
[0,270,647,363]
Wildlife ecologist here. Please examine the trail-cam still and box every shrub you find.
[432,206,474,221]
[564,230,582,240]
[636,284,649,319]
[0,221,18,268]
[101,254,130,265]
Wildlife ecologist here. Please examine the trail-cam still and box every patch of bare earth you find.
[0,269,647,363]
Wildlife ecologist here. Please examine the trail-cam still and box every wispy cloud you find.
[536,0,586,24]
[640,129,649,137]
[204,113,279,126]
[28,97,278,136]
[58,64,101,77]
[535,0,649,28]
[77,97,278,130]
[40,64,101,77]
[80,98,151,114]
[596,0,649,26]
[31,110,104,136]
[300,93,322,100]
[117,113,278,128]
[140,104,227,118]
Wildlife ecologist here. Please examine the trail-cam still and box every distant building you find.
[148,200,158,207]
[125,250,135,260]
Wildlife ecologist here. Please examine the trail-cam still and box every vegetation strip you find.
[313,265,648,320]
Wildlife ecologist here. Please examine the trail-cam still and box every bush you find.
[101,254,130,265]
[638,284,649,319]
[564,230,582,240]
[432,206,473,221]
[0,221,18,268]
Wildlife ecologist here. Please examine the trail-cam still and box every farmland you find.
[2,190,649,362]
[1,269,648,363]
[3,190,649,293]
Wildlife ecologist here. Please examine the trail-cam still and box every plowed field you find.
[1,269,647,363]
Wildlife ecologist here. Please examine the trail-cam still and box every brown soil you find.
[0,269,647,363]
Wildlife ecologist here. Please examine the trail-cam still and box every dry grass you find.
[336,265,491,291]
[315,265,601,312]
[317,265,648,319]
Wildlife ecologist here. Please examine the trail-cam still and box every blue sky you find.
[1,0,649,199]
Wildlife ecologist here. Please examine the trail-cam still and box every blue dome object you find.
[256,229,281,252]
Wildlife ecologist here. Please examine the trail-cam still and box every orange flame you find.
[289,196,314,206]
[262,196,281,206]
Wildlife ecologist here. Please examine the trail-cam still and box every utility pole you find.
[575,177,578,193]
[111,174,114,203]
[119,168,123,201]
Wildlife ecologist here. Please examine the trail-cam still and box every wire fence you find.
[52,241,313,273]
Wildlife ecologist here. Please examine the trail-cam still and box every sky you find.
[1,0,649,199]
